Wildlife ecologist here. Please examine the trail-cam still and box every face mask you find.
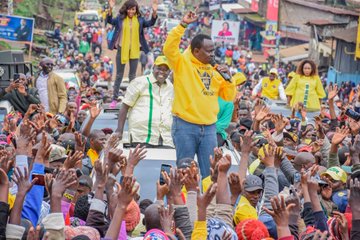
[304,138,312,145]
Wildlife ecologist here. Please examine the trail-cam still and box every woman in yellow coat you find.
[285,60,326,111]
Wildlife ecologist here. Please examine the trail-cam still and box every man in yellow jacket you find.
[252,68,286,101]
[163,10,236,179]
[34,58,67,114]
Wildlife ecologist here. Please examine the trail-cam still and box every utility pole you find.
[8,0,13,15]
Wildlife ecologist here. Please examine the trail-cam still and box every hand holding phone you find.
[159,164,172,185]
[32,174,45,186]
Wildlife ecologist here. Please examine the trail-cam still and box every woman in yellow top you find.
[285,60,326,111]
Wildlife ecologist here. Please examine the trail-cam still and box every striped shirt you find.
[123,74,174,147]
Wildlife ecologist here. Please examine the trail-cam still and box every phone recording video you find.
[32,174,45,186]
[159,164,172,185]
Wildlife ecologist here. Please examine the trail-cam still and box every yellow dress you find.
[285,74,326,111]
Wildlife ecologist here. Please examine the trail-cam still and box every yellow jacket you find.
[233,196,258,225]
[191,221,207,239]
[261,77,283,100]
[34,72,67,114]
[285,74,326,111]
[163,25,236,125]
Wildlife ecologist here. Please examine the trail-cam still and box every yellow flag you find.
[356,16,360,59]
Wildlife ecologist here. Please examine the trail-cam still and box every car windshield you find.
[80,14,98,21]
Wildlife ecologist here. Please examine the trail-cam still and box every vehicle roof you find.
[54,69,77,73]
[78,10,99,15]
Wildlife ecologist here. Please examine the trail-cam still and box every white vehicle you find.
[157,4,169,18]
[0,100,14,132]
[161,18,180,32]
[76,10,100,26]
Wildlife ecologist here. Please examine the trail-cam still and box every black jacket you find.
[1,87,41,115]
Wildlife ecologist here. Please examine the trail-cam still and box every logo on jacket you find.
[197,70,214,96]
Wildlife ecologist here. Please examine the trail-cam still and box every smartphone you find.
[76,169,83,178]
[159,164,172,185]
[32,174,45,186]
[13,73,20,81]
[345,108,360,121]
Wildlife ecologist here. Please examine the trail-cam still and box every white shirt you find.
[123,74,174,147]
[252,78,287,101]
[36,73,50,112]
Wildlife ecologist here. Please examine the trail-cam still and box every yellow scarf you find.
[121,16,140,64]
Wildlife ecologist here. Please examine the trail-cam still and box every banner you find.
[356,16,360,59]
[266,0,279,21]
[251,0,259,12]
[211,20,240,45]
[265,20,277,37]
[0,14,34,42]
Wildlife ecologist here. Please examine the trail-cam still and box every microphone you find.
[210,59,232,83]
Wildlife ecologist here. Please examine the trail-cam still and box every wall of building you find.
[279,1,355,36]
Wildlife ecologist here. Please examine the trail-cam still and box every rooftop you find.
[331,27,358,43]
[285,0,360,16]
[306,19,349,26]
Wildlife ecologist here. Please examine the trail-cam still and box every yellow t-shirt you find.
[261,77,282,100]
[87,149,99,166]
[233,196,258,225]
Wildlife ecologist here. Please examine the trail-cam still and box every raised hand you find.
[255,106,270,122]
[52,170,77,196]
[228,172,242,203]
[152,0,158,15]
[125,144,147,175]
[0,150,13,174]
[158,204,175,236]
[34,131,52,164]
[217,155,231,174]
[328,84,339,101]
[349,178,360,220]
[271,114,288,134]
[16,119,36,156]
[0,167,8,203]
[263,195,295,237]
[12,167,37,195]
[45,117,58,131]
[197,183,217,221]
[274,147,284,168]
[107,148,126,175]
[182,8,198,24]
[74,132,86,153]
[116,176,139,207]
[90,103,101,119]
[168,168,184,204]
[182,162,199,192]
[332,211,349,240]
[348,134,360,165]
[156,173,170,200]
[332,126,349,145]
[94,160,109,188]
[108,0,115,8]
[66,112,75,133]
[210,147,223,170]
[259,145,276,168]
[63,151,84,170]
[240,130,255,154]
